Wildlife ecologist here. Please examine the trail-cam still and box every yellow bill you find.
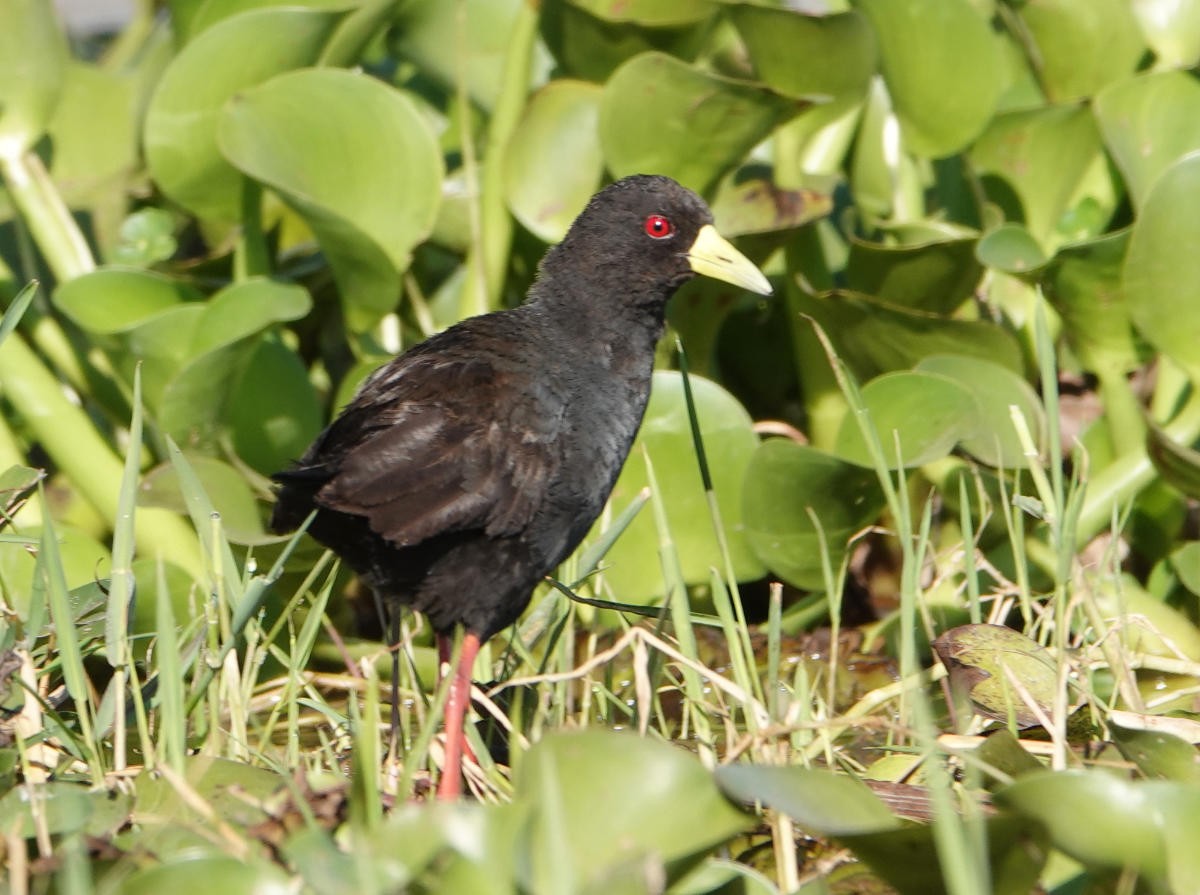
[686,223,772,295]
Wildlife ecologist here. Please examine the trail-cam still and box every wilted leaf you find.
[931,624,1058,728]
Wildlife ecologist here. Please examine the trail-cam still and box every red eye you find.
[644,214,673,239]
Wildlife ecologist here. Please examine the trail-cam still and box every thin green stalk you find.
[0,332,203,578]
[0,150,94,282]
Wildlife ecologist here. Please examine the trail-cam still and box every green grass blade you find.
[106,365,142,667]
[0,280,38,349]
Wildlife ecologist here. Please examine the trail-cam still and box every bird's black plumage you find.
[270,175,770,797]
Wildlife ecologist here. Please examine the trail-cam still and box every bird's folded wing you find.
[315,397,563,548]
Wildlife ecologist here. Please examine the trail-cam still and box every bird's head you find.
[538,175,772,309]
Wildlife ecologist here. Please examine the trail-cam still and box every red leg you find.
[436,631,481,800]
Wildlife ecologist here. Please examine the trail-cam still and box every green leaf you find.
[53,268,203,336]
[915,354,1045,469]
[708,176,832,237]
[0,782,129,839]
[1132,0,1200,67]
[970,104,1106,248]
[1015,0,1145,102]
[568,0,712,26]
[727,5,876,101]
[855,0,1003,157]
[0,0,68,153]
[716,765,900,835]
[1145,415,1200,501]
[994,770,1171,877]
[1094,71,1200,212]
[143,6,344,222]
[504,80,604,243]
[111,208,179,268]
[833,370,978,469]
[122,855,292,895]
[741,439,885,590]
[1123,153,1200,379]
[516,730,751,893]
[794,289,1026,381]
[1111,724,1200,784]
[976,224,1048,278]
[139,455,269,545]
[931,623,1057,728]
[599,52,801,195]
[597,371,765,602]
[219,68,443,330]
[846,232,982,314]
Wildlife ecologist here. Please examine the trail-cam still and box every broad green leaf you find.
[915,354,1045,469]
[1111,724,1200,784]
[0,782,122,839]
[516,730,751,893]
[189,0,355,37]
[708,176,832,237]
[931,623,1057,728]
[1094,71,1200,211]
[1133,0,1200,67]
[540,0,711,82]
[0,524,111,621]
[728,5,876,101]
[219,68,443,331]
[45,61,137,211]
[139,455,268,545]
[568,0,711,25]
[1123,153,1200,379]
[122,855,292,895]
[995,770,1170,877]
[226,338,323,476]
[1146,416,1200,501]
[846,232,982,314]
[111,208,179,268]
[504,80,604,243]
[833,371,977,469]
[1092,574,1200,661]
[598,371,765,602]
[854,0,1003,157]
[741,439,885,590]
[0,0,68,153]
[1017,0,1144,102]
[157,279,311,447]
[1171,541,1200,599]
[1039,230,1135,374]
[970,104,1106,248]
[976,224,1048,278]
[53,268,203,335]
[715,765,900,835]
[393,0,535,110]
[600,52,801,195]
[143,6,343,222]
[793,288,1026,381]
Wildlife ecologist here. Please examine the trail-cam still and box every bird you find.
[270,174,772,799]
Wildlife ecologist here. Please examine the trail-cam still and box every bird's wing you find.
[308,352,565,547]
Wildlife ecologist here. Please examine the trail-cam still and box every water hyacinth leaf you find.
[1015,0,1145,102]
[727,5,876,101]
[1091,574,1200,661]
[794,289,1025,381]
[597,371,765,602]
[52,268,203,336]
[1094,71,1200,211]
[846,232,983,314]
[122,855,292,895]
[143,6,344,222]
[157,279,310,446]
[931,624,1057,728]
[1038,229,1135,374]
[994,770,1170,877]
[0,0,68,153]
[600,52,802,195]
[915,354,1045,469]
[111,208,179,268]
[1132,0,1200,67]
[139,455,268,545]
[970,104,1106,248]
[976,224,1048,278]
[392,0,532,110]
[219,68,443,331]
[741,439,885,590]
[1123,152,1200,379]
[0,782,119,839]
[855,0,1003,157]
[1111,724,1200,784]
[1171,541,1200,599]
[539,0,711,82]
[1145,415,1200,501]
[504,80,604,243]
[833,371,977,469]
[226,338,323,476]
[516,730,751,893]
[568,0,711,25]
[708,176,832,238]
[715,765,899,835]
